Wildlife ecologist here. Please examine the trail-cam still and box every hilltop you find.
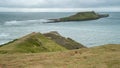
[47,11,109,23]
[0,31,85,54]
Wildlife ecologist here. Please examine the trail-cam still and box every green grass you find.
[0,31,86,54]
[60,11,100,21]
[0,44,119,68]
[0,32,119,68]
[0,32,67,53]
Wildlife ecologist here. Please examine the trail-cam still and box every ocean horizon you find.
[0,12,120,47]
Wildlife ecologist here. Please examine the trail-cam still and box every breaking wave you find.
[0,33,9,38]
[4,19,51,26]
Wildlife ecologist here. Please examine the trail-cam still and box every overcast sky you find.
[0,0,120,12]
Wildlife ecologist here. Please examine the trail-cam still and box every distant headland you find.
[46,11,109,23]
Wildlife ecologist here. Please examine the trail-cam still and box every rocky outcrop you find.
[99,14,109,18]
[44,31,86,50]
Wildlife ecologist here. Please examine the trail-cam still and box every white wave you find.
[0,33,9,37]
[4,19,50,26]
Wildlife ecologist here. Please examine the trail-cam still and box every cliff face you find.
[0,31,86,54]
[48,11,109,23]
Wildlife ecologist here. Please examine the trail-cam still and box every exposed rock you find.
[44,31,86,50]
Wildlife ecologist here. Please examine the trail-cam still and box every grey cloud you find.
[0,0,120,8]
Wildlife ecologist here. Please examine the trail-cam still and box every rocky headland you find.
[47,11,109,23]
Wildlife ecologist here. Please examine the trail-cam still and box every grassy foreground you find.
[0,44,120,68]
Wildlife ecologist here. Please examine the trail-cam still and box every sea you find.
[0,12,120,47]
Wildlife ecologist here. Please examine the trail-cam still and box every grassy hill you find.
[60,11,100,21]
[0,32,67,53]
[48,11,109,23]
[0,31,119,68]
[0,44,119,68]
[0,32,85,54]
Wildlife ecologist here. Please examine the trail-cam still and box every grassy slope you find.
[59,11,100,21]
[0,44,119,68]
[43,31,86,50]
[0,32,67,53]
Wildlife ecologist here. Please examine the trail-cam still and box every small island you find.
[47,11,109,23]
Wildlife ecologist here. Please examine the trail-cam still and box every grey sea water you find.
[0,12,120,47]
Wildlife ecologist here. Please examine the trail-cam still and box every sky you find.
[0,0,120,12]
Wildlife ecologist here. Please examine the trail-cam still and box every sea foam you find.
[0,33,9,38]
[4,19,50,26]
